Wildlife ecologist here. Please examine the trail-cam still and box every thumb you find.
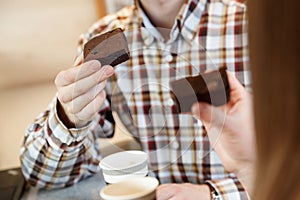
[226,71,247,96]
[191,102,227,130]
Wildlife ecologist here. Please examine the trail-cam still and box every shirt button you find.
[164,54,173,62]
[172,141,180,149]
[144,37,154,46]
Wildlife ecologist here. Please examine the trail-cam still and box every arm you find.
[20,99,114,189]
[20,58,115,189]
[20,94,114,189]
[156,176,249,200]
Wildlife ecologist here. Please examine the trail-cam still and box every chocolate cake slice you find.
[170,67,230,113]
[83,28,130,66]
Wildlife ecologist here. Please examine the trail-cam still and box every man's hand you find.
[156,183,211,200]
[55,60,114,128]
[191,71,255,192]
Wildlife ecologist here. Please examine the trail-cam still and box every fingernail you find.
[89,60,101,70]
[103,66,114,76]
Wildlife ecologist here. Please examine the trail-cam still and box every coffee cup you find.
[100,176,159,200]
[99,150,148,184]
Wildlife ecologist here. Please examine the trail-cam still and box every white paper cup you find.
[100,177,159,200]
[99,150,148,184]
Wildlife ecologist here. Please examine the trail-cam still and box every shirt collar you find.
[134,0,207,45]
[179,0,207,41]
[138,3,163,43]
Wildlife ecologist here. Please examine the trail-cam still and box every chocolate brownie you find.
[170,67,230,113]
[83,28,130,66]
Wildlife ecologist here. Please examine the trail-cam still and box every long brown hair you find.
[249,0,300,199]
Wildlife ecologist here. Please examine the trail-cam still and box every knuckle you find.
[63,71,74,83]
[73,81,88,96]
[67,104,76,114]
[91,72,100,84]
[97,69,107,83]
[74,85,84,96]
[88,101,102,117]
[76,92,105,123]
[54,71,64,86]
[96,91,106,105]
[76,111,89,122]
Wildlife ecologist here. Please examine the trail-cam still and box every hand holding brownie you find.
[55,61,114,128]
[54,29,129,128]
[191,71,256,192]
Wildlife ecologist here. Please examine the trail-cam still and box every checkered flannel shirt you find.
[20,0,250,199]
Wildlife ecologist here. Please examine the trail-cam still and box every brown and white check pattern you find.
[20,0,250,199]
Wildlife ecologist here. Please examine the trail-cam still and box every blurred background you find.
[0,0,132,170]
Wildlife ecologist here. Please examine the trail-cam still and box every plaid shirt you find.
[20,0,250,199]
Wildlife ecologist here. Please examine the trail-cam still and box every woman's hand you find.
[156,183,210,200]
[191,71,256,191]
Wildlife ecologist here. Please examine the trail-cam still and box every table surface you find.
[22,172,106,200]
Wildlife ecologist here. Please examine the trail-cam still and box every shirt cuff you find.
[206,176,250,200]
[47,98,93,146]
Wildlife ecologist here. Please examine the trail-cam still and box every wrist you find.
[199,184,212,200]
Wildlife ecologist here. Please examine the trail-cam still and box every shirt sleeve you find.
[206,175,250,200]
[19,16,119,188]
[19,95,114,189]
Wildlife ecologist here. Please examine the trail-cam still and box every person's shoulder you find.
[87,5,135,37]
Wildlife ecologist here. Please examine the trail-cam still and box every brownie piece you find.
[83,28,130,66]
[170,67,230,113]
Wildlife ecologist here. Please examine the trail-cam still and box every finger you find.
[55,60,102,87]
[68,82,106,114]
[75,90,106,123]
[225,71,249,108]
[192,104,224,155]
[191,102,226,129]
[227,71,247,95]
[58,65,113,103]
